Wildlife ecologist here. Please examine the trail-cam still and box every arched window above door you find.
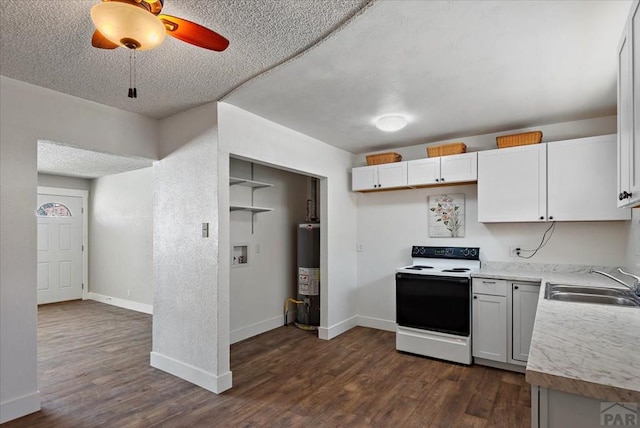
[36,202,72,217]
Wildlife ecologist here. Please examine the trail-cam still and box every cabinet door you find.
[631,1,640,206]
[378,162,408,189]
[472,293,507,362]
[440,152,478,184]
[478,144,547,222]
[618,21,634,207]
[548,136,630,221]
[407,158,440,186]
[512,283,540,363]
[352,165,378,191]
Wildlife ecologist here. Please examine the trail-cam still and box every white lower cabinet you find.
[472,279,507,362]
[512,282,539,362]
[532,386,609,428]
[473,278,540,369]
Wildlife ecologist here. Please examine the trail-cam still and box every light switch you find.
[202,223,209,238]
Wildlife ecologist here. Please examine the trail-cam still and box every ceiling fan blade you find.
[158,14,229,52]
[92,30,119,49]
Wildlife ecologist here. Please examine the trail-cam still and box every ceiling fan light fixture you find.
[375,114,409,132]
[91,2,166,50]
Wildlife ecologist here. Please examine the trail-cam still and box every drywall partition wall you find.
[355,185,630,330]
[89,168,153,312]
[0,77,158,423]
[355,115,617,165]
[218,102,358,340]
[38,173,91,191]
[229,159,308,343]
[152,102,231,393]
[1,77,158,160]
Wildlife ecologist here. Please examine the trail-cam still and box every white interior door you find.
[37,194,83,304]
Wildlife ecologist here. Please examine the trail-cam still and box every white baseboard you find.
[0,391,40,424]
[357,316,396,332]
[150,352,232,394]
[318,315,358,340]
[88,292,153,315]
[230,314,287,344]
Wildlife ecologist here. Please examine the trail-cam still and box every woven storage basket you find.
[366,152,402,165]
[427,142,466,157]
[496,131,542,148]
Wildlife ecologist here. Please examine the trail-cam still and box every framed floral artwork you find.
[428,193,465,237]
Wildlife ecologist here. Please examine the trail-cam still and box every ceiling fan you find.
[90,0,229,98]
[90,0,229,52]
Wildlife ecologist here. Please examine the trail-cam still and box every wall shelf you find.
[229,204,273,213]
[229,177,273,189]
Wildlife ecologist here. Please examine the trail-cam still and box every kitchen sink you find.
[545,282,640,307]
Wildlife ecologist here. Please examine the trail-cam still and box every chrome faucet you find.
[590,268,640,296]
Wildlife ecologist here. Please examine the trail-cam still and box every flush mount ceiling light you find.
[375,114,409,132]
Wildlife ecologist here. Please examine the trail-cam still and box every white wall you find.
[355,116,630,329]
[356,184,630,328]
[37,173,91,191]
[89,168,153,308]
[627,208,640,274]
[218,102,358,341]
[355,115,617,165]
[152,102,231,393]
[229,159,308,343]
[0,76,158,423]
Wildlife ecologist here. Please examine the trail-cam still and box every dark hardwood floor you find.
[3,300,530,427]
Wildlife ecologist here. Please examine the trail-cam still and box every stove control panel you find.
[411,246,480,260]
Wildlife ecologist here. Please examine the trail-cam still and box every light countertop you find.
[472,268,640,402]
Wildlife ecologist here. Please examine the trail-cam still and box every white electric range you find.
[396,246,480,365]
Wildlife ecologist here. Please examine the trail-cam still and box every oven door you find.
[396,273,470,336]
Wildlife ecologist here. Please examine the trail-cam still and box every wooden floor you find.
[4,300,530,427]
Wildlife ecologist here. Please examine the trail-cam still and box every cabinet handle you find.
[435,178,440,182]
[620,191,633,200]
[473,296,478,299]
[482,281,496,284]
[514,285,519,290]
[619,192,625,201]
[539,216,544,220]
[549,216,554,220]
[441,178,445,182]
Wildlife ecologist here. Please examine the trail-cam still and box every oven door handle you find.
[396,273,469,284]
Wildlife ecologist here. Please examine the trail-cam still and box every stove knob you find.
[419,247,426,255]
[445,249,453,256]
[471,249,477,256]
[462,249,469,256]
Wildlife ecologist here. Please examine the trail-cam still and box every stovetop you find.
[396,246,480,277]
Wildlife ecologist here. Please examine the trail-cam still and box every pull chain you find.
[128,48,138,98]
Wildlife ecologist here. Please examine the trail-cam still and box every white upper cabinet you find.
[618,0,640,208]
[407,152,477,187]
[548,136,630,221]
[352,162,407,191]
[478,137,631,223]
[478,144,547,223]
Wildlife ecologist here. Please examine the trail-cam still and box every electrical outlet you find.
[357,243,365,252]
[509,245,521,257]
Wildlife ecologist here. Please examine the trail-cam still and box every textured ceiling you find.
[0,0,370,119]
[224,0,633,154]
[38,141,154,179]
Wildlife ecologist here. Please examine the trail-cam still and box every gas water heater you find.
[296,222,320,329]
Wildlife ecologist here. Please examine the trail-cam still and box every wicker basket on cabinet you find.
[426,142,467,157]
[366,152,402,165]
[496,131,543,148]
